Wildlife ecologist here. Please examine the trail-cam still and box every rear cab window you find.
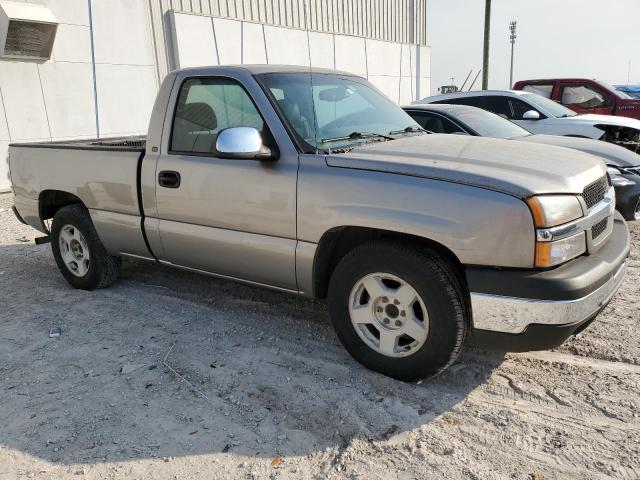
[559,84,614,108]
[522,84,553,98]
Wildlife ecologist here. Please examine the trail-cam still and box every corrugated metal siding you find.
[149,0,427,79]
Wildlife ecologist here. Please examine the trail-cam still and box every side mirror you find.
[215,127,276,160]
[522,110,541,120]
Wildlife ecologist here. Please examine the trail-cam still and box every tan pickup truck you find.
[8,65,630,380]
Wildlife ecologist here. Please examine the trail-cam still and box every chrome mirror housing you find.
[522,110,541,120]
[215,127,276,160]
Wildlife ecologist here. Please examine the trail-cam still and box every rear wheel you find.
[327,241,467,381]
[51,204,121,290]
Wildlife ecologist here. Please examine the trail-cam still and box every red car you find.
[513,78,640,120]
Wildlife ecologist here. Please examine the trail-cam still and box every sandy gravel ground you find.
[1,192,639,480]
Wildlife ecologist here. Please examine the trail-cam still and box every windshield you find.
[450,107,531,139]
[258,72,421,151]
[521,92,578,118]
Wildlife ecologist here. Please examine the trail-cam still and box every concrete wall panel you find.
[366,39,401,77]
[38,63,96,138]
[368,75,401,104]
[50,24,92,63]
[91,0,155,66]
[241,22,267,64]
[419,77,431,101]
[400,43,412,77]
[95,64,157,136]
[308,32,334,69]
[333,35,367,76]
[0,94,9,141]
[419,46,431,79]
[399,77,413,105]
[38,0,89,26]
[0,62,50,141]
[264,25,309,66]
[213,18,242,65]
[0,141,9,191]
[173,13,217,68]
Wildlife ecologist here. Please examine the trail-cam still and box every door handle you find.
[158,171,181,188]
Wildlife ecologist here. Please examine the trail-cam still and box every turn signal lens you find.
[534,232,586,268]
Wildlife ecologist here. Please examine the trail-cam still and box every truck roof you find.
[176,64,359,77]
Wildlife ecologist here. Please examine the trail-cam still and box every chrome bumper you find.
[471,260,628,334]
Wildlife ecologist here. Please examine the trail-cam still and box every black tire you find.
[50,204,121,290]
[327,241,468,381]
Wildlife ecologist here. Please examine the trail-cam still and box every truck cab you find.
[513,78,640,120]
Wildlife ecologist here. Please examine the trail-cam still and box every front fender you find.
[298,161,536,269]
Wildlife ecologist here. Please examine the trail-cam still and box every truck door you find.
[153,73,299,290]
[558,81,615,115]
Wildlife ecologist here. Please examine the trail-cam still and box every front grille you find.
[582,176,608,209]
[591,218,608,239]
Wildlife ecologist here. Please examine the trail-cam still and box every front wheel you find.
[327,241,468,381]
[51,204,121,290]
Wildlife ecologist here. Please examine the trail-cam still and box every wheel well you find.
[312,227,465,299]
[39,190,84,228]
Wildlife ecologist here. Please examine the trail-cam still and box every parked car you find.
[9,65,629,381]
[403,103,640,220]
[416,90,640,153]
[513,78,640,120]
[616,85,640,100]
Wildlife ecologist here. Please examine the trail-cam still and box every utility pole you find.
[482,0,491,90]
[509,21,517,88]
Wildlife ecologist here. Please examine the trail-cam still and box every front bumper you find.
[467,212,630,351]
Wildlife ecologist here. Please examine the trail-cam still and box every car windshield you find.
[447,106,531,139]
[257,72,422,151]
[521,92,578,118]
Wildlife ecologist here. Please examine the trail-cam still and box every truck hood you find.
[326,134,607,198]
[518,134,640,168]
[564,113,640,130]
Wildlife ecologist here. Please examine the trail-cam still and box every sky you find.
[427,0,640,95]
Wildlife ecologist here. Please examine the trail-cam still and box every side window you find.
[410,112,464,134]
[480,96,512,119]
[510,98,541,120]
[171,77,265,154]
[434,96,482,108]
[560,84,612,108]
[522,84,553,98]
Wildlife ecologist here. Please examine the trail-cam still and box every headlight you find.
[526,195,583,228]
[607,166,636,187]
[526,195,586,268]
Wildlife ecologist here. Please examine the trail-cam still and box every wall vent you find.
[0,1,58,61]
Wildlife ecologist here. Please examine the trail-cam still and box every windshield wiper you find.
[388,125,429,135]
[321,131,394,144]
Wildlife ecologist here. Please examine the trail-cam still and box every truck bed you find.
[11,136,147,152]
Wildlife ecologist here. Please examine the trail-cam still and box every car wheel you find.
[327,240,468,381]
[51,204,121,290]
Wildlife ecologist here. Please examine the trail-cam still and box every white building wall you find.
[170,12,431,107]
[0,1,430,192]
[0,0,158,191]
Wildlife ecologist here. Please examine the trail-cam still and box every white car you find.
[415,90,640,151]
